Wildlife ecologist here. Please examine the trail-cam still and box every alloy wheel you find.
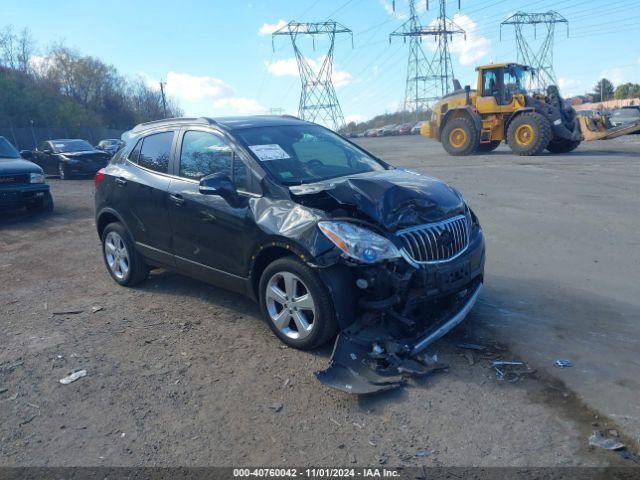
[265,271,316,340]
[104,231,130,280]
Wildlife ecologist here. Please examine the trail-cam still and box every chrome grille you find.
[397,214,470,264]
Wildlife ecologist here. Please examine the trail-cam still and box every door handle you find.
[115,177,127,186]
[169,193,185,206]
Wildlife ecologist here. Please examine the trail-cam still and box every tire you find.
[476,140,501,152]
[441,117,479,156]
[26,192,54,213]
[507,112,552,156]
[58,162,71,180]
[259,256,337,350]
[546,137,581,153]
[101,222,149,286]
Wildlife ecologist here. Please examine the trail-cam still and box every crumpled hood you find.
[60,150,110,160]
[289,169,465,231]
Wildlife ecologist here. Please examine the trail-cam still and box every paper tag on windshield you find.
[249,144,290,161]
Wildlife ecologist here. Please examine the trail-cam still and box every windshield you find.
[235,125,386,185]
[52,139,94,153]
[0,137,20,158]
[612,109,640,118]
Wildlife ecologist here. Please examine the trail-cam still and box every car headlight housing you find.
[29,173,45,184]
[318,221,400,263]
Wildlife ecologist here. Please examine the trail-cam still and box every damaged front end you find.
[292,171,486,394]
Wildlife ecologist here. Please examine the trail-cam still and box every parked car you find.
[411,121,426,134]
[94,116,485,393]
[398,123,413,135]
[610,106,640,128]
[21,139,111,180]
[0,136,53,213]
[96,138,123,155]
[378,124,398,136]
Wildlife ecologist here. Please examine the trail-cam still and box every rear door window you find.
[138,132,173,173]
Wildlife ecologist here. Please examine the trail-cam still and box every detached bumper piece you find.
[316,281,482,394]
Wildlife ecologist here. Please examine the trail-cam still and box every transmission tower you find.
[272,21,353,131]
[500,11,569,92]
[390,0,465,116]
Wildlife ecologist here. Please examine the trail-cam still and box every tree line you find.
[584,78,640,103]
[0,25,182,131]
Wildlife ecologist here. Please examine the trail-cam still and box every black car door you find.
[112,130,176,266]
[167,128,253,285]
[35,141,55,174]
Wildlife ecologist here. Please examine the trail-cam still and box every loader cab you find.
[475,63,531,112]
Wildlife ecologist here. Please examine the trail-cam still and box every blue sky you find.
[10,0,640,123]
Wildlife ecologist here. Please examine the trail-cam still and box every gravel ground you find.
[0,136,637,467]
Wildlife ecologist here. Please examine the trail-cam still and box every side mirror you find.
[20,150,33,159]
[199,173,240,206]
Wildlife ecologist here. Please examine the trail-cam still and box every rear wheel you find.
[441,117,479,156]
[477,140,501,152]
[101,222,149,286]
[259,256,337,350]
[546,137,581,153]
[507,112,552,156]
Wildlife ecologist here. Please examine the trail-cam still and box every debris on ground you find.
[492,360,535,382]
[589,431,625,451]
[52,310,84,316]
[91,306,104,313]
[555,359,573,368]
[269,403,283,413]
[59,369,87,385]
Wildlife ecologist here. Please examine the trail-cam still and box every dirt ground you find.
[1,137,638,467]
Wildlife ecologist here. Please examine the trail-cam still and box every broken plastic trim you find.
[316,282,483,394]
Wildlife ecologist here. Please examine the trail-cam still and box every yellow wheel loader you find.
[420,63,640,156]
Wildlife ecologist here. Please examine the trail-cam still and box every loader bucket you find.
[578,115,640,141]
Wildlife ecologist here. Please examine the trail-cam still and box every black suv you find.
[95,116,485,393]
[21,139,111,179]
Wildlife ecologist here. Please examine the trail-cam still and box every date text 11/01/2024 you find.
[233,468,401,477]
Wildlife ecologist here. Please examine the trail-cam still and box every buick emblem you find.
[438,230,454,248]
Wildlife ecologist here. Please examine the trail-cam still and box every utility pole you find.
[272,20,353,131]
[500,11,569,92]
[390,0,465,118]
[159,80,168,118]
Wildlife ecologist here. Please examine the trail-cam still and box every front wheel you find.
[546,137,581,153]
[259,256,337,350]
[507,112,552,156]
[58,162,71,180]
[441,117,479,156]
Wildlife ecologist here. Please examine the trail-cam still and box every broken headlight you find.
[318,221,401,263]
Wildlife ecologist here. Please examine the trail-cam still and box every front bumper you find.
[0,184,50,210]
[66,160,108,175]
[316,223,485,394]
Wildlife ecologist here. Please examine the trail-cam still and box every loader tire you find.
[546,137,581,153]
[507,112,552,156]
[477,140,501,152]
[441,117,479,156]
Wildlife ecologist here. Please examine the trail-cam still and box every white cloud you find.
[448,14,490,66]
[266,56,353,88]
[212,97,264,114]
[161,71,234,102]
[258,19,287,36]
[557,77,583,97]
[143,71,262,116]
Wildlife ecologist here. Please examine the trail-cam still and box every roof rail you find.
[130,117,217,133]
[281,114,302,120]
